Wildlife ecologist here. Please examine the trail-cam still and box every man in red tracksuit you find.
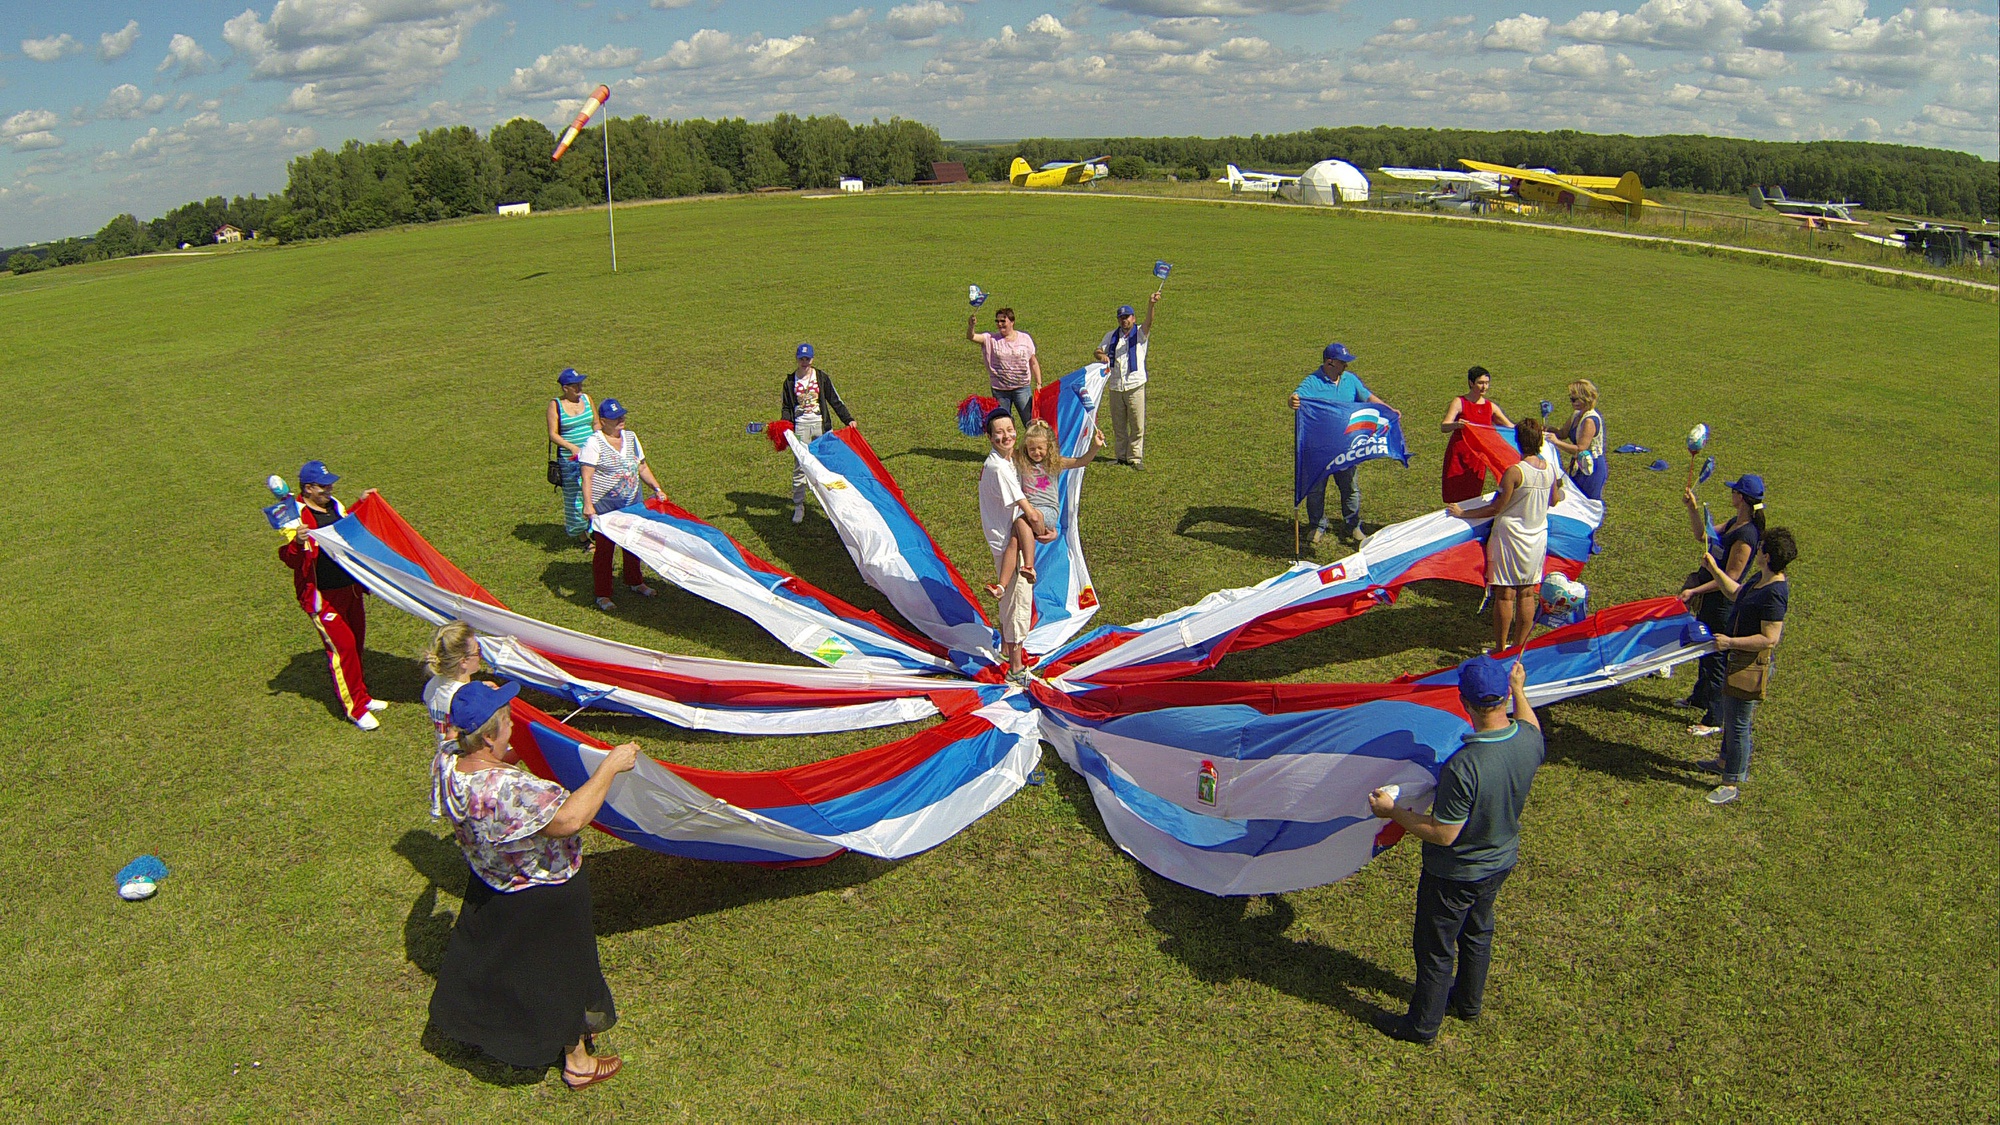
[278,460,386,730]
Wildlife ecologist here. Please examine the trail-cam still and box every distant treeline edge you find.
[8,117,1994,275]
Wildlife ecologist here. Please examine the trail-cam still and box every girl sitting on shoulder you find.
[987,420,1104,598]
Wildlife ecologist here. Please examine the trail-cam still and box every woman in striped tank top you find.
[547,368,599,542]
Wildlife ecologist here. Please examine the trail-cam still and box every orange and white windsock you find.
[551,84,611,162]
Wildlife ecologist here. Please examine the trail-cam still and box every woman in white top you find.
[1448,416,1565,654]
[577,398,667,612]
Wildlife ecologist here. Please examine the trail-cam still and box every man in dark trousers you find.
[1368,654,1543,1043]
[780,342,857,523]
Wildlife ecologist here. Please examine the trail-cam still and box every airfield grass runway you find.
[2,192,1993,1119]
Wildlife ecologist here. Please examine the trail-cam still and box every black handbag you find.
[547,437,563,488]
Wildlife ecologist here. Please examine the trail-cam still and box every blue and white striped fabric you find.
[1023,364,1109,655]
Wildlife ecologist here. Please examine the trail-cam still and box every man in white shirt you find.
[1093,291,1160,470]
[977,411,1035,683]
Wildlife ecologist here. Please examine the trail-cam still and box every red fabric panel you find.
[1456,424,1521,482]
[349,491,506,607]
[668,710,997,808]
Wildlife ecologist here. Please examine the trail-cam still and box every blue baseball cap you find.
[1680,621,1714,646]
[557,367,586,385]
[1323,342,1356,363]
[298,459,339,486]
[449,680,520,735]
[1725,473,1765,501]
[597,397,627,420]
[796,343,814,360]
[1457,655,1510,707]
[1116,304,1135,318]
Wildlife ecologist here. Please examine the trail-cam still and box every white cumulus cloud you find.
[157,33,215,77]
[22,33,82,62]
[1483,14,1551,52]
[639,28,738,71]
[885,2,965,40]
[222,0,495,114]
[100,20,141,61]
[507,43,642,96]
[96,83,170,119]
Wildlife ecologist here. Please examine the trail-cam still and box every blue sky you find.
[3,0,1994,244]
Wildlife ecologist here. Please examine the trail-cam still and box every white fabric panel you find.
[816,697,1045,857]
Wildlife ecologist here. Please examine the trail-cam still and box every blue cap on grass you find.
[449,680,521,735]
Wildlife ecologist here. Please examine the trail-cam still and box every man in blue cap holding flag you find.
[1094,291,1161,470]
[1368,654,1544,1044]
[1290,342,1395,545]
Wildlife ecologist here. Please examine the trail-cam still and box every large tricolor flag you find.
[307,492,969,735]
[1037,597,1712,895]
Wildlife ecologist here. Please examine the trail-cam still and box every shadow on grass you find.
[884,446,986,465]
[526,550,794,661]
[268,647,427,721]
[511,520,586,554]
[1174,505,1299,560]
[1048,758,1405,1026]
[420,1025,550,1088]
[1540,687,1715,791]
[587,844,894,936]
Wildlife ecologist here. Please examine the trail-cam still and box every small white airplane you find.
[1377,166,1504,212]
[1219,164,1296,195]
[1749,185,1866,227]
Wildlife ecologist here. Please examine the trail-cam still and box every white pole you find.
[603,118,617,273]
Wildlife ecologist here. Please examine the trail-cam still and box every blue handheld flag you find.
[1294,400,1409,507]
[1153,260,1172,280]
[1697,456,1716,484]
[968,284,988,308]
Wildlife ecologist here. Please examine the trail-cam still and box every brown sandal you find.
[562,1054,622,1090]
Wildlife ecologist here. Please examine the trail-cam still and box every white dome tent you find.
[1284,160,1370,206]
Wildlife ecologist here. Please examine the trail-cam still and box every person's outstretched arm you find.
[542,743,641,837]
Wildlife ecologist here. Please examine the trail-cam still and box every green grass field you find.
[2,191,1994,1120]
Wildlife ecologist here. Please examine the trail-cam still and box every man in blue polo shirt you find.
[1290,342,1395,544]
[1368,654,1544,1044]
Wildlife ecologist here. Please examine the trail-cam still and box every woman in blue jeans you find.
[1697,527,1795,804]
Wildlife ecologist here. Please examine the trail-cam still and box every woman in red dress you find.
[1439,366,1515,503]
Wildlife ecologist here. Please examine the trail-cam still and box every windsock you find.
[552,84,611,162]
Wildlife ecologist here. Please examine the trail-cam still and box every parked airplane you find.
[1219,164,1296,195]
[1748,185,1866,226]
[1460,159,1655,217]
[1009,156,1107,188]
[1377,167,1504,212]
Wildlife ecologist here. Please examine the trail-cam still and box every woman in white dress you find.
[1447,416,1565,654]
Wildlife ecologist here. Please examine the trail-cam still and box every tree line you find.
[10,117,1993,275]
[952,127,1998,219]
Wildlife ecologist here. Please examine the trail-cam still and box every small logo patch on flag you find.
[1317,563,1348,584]
[813,637,854,664]
[1077,586,1098,609]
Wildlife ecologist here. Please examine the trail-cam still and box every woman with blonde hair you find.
[1547,379,1607,501]
[1448,416,1565,653]
[421,622,484,749]
[987,418,1103,599]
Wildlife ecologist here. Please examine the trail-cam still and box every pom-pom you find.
[957,394,1001,438]
[765,419,795,453]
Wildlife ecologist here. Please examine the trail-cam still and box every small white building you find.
[1286,160,1371,206]
[497,202,532,216]
[838,177,864,193]
[214,224,243,243]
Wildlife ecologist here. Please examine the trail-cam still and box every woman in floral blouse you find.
[427,680,640,1090]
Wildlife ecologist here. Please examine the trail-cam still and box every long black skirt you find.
[428,864,617,1068]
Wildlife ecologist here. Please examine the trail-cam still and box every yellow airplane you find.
[1458,159,1655,217]
[1009,156,1106,189]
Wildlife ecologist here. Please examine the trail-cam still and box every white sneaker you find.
[365,700,388,713]
[355,712,380,731]
[792,504,805,524]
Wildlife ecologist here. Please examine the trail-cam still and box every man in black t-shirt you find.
[1369,654,1544,1043]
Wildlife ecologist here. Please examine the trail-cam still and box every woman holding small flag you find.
[1546,379,1608,501]
[1678,474,1766,735]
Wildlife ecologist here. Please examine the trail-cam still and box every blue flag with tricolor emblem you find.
[1294,399,1409,506]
